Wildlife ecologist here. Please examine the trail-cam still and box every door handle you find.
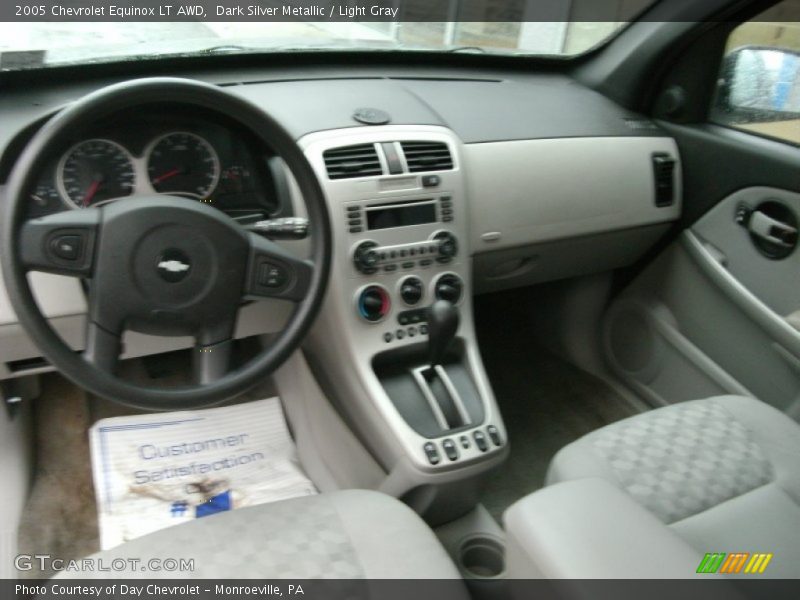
[736,201,798,258]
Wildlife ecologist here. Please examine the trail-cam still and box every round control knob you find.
[357,285,391,322]
[353,241,380,273]
[399,276,424,306]
[433,231,458,261]
[435,274,463,304]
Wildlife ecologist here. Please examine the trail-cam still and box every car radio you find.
[345,195,454,234]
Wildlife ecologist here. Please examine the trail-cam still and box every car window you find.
[711,0,800,145]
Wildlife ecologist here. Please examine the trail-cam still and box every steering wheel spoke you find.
[244,233,313,302]
[83,321,121,373]
[193,339,234,385]
[19,209,100,277]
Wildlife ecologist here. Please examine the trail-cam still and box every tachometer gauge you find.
[58,139,135,208]
[146,132,220,199]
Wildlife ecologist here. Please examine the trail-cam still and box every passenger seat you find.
[505,396,800,578]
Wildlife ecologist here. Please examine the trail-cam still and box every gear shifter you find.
[427,300,459,366]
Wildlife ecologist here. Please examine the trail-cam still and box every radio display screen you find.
[366,201,436,230]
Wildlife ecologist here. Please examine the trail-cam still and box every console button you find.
[423,442,440,465]
[422,175,441,187]
[353,241,380,273]
[383,332,394,343]
[400,277,423,306]
[473,430,488,452]
[402,262,415,269]
[442,439,458,461]
[408,326,417,337]
[419,324,428,335]
[435,274,463,304]
[396,329,406,340]
[433,231,458,260]
[459,435,470,449]
[357,285,390,323]
[487,425,502,446]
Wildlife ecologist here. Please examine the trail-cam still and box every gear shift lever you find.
[427,300,459,366]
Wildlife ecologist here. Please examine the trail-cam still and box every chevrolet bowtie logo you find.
[158,260,190,273]
[156,250,192,283]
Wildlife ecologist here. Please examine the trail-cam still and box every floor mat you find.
[474,297,641,522]
[16,375,99,579]
[91,397,316,550]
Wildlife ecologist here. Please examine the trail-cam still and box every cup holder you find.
[459,535,506,579]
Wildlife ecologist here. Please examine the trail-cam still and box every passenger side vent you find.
[323,143,383,180]
[652,153,676,207]
[401,141,454,173]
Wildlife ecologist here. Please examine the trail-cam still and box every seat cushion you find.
[58,490,463,579]
[546,395,800,577]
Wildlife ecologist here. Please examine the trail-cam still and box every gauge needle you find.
[152,168,181,185]
[83,180,100,207]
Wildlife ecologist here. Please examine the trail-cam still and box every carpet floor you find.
[474,293,642,522]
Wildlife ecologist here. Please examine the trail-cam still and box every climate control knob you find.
[357,285,391,322]
[353,241,380,274]
[433,231,458,262]
[399,277,424,306]
[434,274,463,304]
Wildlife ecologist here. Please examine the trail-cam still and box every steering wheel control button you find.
[258,262,289,288]
[442,438,459,461]
[156,249,191,283]
[357,285,390,323]
[49,234,83,261]
[423,442,440,465]
[487,425,502,446]
[473,430,489,452]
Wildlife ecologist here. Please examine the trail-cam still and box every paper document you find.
[90,397,316,550]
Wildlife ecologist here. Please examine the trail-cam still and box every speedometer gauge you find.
[146,132,220,199]
[58,139,135,208]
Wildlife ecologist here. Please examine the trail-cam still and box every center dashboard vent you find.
[323,143,383,180]
[400,141,454,173]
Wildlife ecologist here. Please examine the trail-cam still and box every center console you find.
[300,126,507,501]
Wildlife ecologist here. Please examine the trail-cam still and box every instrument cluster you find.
[26,108,282,221]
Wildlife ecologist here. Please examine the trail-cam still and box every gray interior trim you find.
[682,231,800,360]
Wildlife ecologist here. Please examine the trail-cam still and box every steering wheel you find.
[1,78,331,410]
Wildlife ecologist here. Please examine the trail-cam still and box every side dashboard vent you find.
[401,141,454,173]
[652,153,676,207]
[323,144,383,180]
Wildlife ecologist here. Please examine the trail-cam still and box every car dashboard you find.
[0,64,682,380]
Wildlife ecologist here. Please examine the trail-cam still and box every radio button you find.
[354,241,380,273]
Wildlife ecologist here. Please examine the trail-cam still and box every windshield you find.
[0,1,657,70]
